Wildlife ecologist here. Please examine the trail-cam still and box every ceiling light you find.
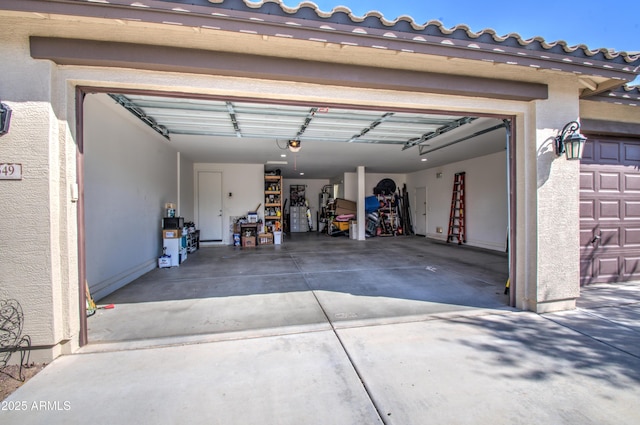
[300,172,305,176]
[421,158,427,162]
[280,154,287,158]
[288,139,301,152]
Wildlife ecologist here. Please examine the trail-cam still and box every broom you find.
[86,281,115,317]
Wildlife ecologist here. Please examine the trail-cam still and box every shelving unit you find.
[264,175,283,233]
[186,229,200,253]
[377,194,398,236]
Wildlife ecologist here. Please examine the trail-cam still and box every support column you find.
[520,77,582,313]
[357,166,366,241]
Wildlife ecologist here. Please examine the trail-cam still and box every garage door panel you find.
[580,200,595,219]
[599,228,621,248]
[580,228,596,245]
[624,174,640,192]
[598,142,620,162]
[596,257,620,279]
[623,144,640,163]
[580,258,593,278]
[624,201,640,219]
[598,172,620,192]
[624,257,640,276]
[598,200,621,220]
[624,228,640,247]
[581,141,595,162]
[580,171,595,191]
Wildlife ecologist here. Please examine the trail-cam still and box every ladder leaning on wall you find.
[447,172,466,245]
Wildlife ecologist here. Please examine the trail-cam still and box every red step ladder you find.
[447,172,466,245]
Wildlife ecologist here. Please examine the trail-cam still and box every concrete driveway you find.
[2,237,639,425]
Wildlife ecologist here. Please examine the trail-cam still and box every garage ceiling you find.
[105,93,508,179]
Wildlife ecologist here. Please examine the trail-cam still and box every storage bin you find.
[158,256,171,268]
[334,221,350,231]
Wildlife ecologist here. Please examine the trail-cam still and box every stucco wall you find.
[0,25,79,359]
[580,100,640,124]
[84,94,178,300]
[531,78,582,312]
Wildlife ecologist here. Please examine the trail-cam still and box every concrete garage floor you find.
[3,234,640,424]
[87,233,512,348]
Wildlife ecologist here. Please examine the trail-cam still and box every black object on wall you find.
[0,102,11,136]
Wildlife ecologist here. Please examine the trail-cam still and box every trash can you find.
[349,221,358,239]
[274,231,282,245]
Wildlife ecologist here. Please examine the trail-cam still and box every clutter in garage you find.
[159,204,199,267]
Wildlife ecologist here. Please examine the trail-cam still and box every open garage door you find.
[81,89,513,345]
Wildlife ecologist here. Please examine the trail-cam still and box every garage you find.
[81,90,512,345]
[3,0,638,361]
[580,132,640,284]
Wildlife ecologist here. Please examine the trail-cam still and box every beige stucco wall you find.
[530,77,582,312]
[580,100,640,124]
[0,10,602,360]
[0,21,80,361]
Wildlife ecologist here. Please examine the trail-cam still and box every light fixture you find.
[288,139,301,153]
[0,101,12,136]
[555,121,587,160]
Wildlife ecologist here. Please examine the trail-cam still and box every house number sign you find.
[0,163,22,180]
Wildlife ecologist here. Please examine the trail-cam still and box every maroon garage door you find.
[580,137,640,284]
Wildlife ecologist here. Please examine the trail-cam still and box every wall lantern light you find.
[555,121,587,160]
[288,139,301,153]
[0,101,12,136]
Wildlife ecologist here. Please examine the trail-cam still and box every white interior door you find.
[197,171,223,241]
[415,187,427,236]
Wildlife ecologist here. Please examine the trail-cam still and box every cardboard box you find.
[241,236,256,247]
[258,233,273,245]
[335,198,357,215]
[163,229,180,239]
[158,257,171,268]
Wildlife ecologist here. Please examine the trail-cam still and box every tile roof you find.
[209,0,640,66]
[5,0,640,83]
[588,85,640,107]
